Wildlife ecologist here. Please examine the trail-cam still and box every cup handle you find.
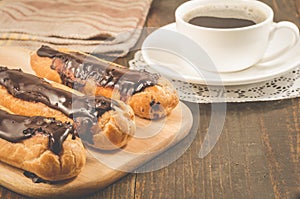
[259,21,299,63]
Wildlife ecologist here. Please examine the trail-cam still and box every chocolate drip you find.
[0,67,118,144]
[23,171,49,183]
[37,45,160,100]
[0,109,75,154]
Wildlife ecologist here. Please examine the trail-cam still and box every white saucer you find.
[141,23,300,86]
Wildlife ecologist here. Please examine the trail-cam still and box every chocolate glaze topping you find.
[0,67,118,144]
[0,109,75,155]
[23,171,49,183]
[37,45,160,100]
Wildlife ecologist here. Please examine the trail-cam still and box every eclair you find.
[0,67,136,150]
[0,107,86,182]
[30,45,179,119]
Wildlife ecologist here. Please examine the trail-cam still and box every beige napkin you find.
[0,0,152,56]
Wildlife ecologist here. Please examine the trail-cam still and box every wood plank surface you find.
[0,0,299,199]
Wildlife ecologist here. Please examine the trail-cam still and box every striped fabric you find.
[0,0,152,56]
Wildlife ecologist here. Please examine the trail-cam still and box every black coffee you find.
[188,16,256,29]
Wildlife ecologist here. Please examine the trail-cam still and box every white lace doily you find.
[129,51,300,103]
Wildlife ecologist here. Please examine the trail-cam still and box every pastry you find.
[0,107,86,182]
[30,45,179,119]
[0,67,136,150]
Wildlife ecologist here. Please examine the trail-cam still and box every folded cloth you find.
[0,0,152,56]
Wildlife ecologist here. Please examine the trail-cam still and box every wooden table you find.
[1,0,299,198]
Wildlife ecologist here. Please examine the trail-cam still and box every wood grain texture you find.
[0,0,300,199]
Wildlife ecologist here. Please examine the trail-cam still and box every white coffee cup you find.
[175,0,299,73]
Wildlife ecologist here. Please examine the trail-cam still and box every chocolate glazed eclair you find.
[30,45,179,119]
[0,67,136,150]
[0,107,86,182]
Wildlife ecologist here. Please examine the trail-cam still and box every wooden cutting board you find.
[0,47,194,198]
